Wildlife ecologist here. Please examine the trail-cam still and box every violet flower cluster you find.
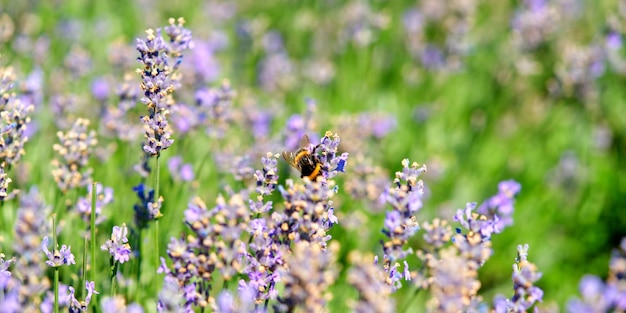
[1,188,52,311]
[493,244,544,312]
[402,0,476,71]
[50,118,97,194]
[158,131,348,311]
[101,74,143,142]
[274,241,339,313]
[100,296,144,313]
[101,224,132,264]
[194,79,235,138]
[158,192,251,311]
[0,64,33,199]
[413,180,524,312]
[567,238,626,312]
[136,18,193,157]
[68,281,99,313]
[75,183,113,225]
[347,251,395,313]
[379,158,427,289]
[41,236,76,267]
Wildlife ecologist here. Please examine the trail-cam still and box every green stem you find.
[53,211,59,313]
[135,230,142,301]
[111,257,119,296]
[54,267,59,313]
[52,213,57,251]
[155,154,161,266]
[82,236,87,299]
[90,182,97,310]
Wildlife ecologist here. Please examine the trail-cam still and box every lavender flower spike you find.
[493,244,543,313]
[136,18,192,157]
[101,224,132,264]
[68,280,99,313]
[41,236,76,267]
[50,118,97,193]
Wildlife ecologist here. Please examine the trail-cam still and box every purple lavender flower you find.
[76,183,112,225]
[567,237,626,312]
[554,42,605,100]
[380,159,426,267]
[195,80,235,138]
[91,77,110,101]
[10,187,51,311]
[68,281,99,313]
[132,183,159,229]
[187,39,221,84]
[253,152,279,196]
[0,162,12,200]
[136,18,192,156]
[494,244,543,313]
[257,31,297,92]
[167,155,195,182]
[0,253,15,289]
[101,74,143,141]
[402,1,475,71]
[347,252,395,313]
[275,241,339,312]
[424,246,483,312]
[283,99,317,152]
[316,131,350,180]
[0,64,34,173]
[213,283,261,313]
[344,157,390,211]
[160,190,252,310]
[157,275,186,312]
[422,218,453,248]
[101,224,132,264]
[41,236,76,267]
[51,118,97,193]
[276,179,338,247]
[41,283,70,313]
[101,296,144,313]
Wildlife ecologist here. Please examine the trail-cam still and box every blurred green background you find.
[1,0,625,311]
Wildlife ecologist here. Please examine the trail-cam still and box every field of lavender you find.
[1,0,625,312]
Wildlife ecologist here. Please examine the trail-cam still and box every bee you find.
[282,134,323,181]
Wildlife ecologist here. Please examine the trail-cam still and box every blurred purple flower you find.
[167,155,195,182]
[101,296,144,313]
[76,183,112,225]
[132,183,158,229]
[477,179,521,233]
[254,152,279,196]
[189,40,221,84]
[568,237,626,312]
[0,65,34,169]
[41,236,75,267]
[213,283,260,313]
[101,224,132,264]
[606,32,623,51]
[347,252,395,313]
[10,187,51,310]
[68,281,99,313]
[275,242,339,312]
[494,244,543,313]
[91,77,110,101]
[378,159,427,290]
[195,80,234,138]
[51,118,97,193]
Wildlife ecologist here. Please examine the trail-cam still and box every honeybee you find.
[282,134,323,181]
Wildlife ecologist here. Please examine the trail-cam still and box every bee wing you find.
[282,151,298,168]
[299,134,311,148]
